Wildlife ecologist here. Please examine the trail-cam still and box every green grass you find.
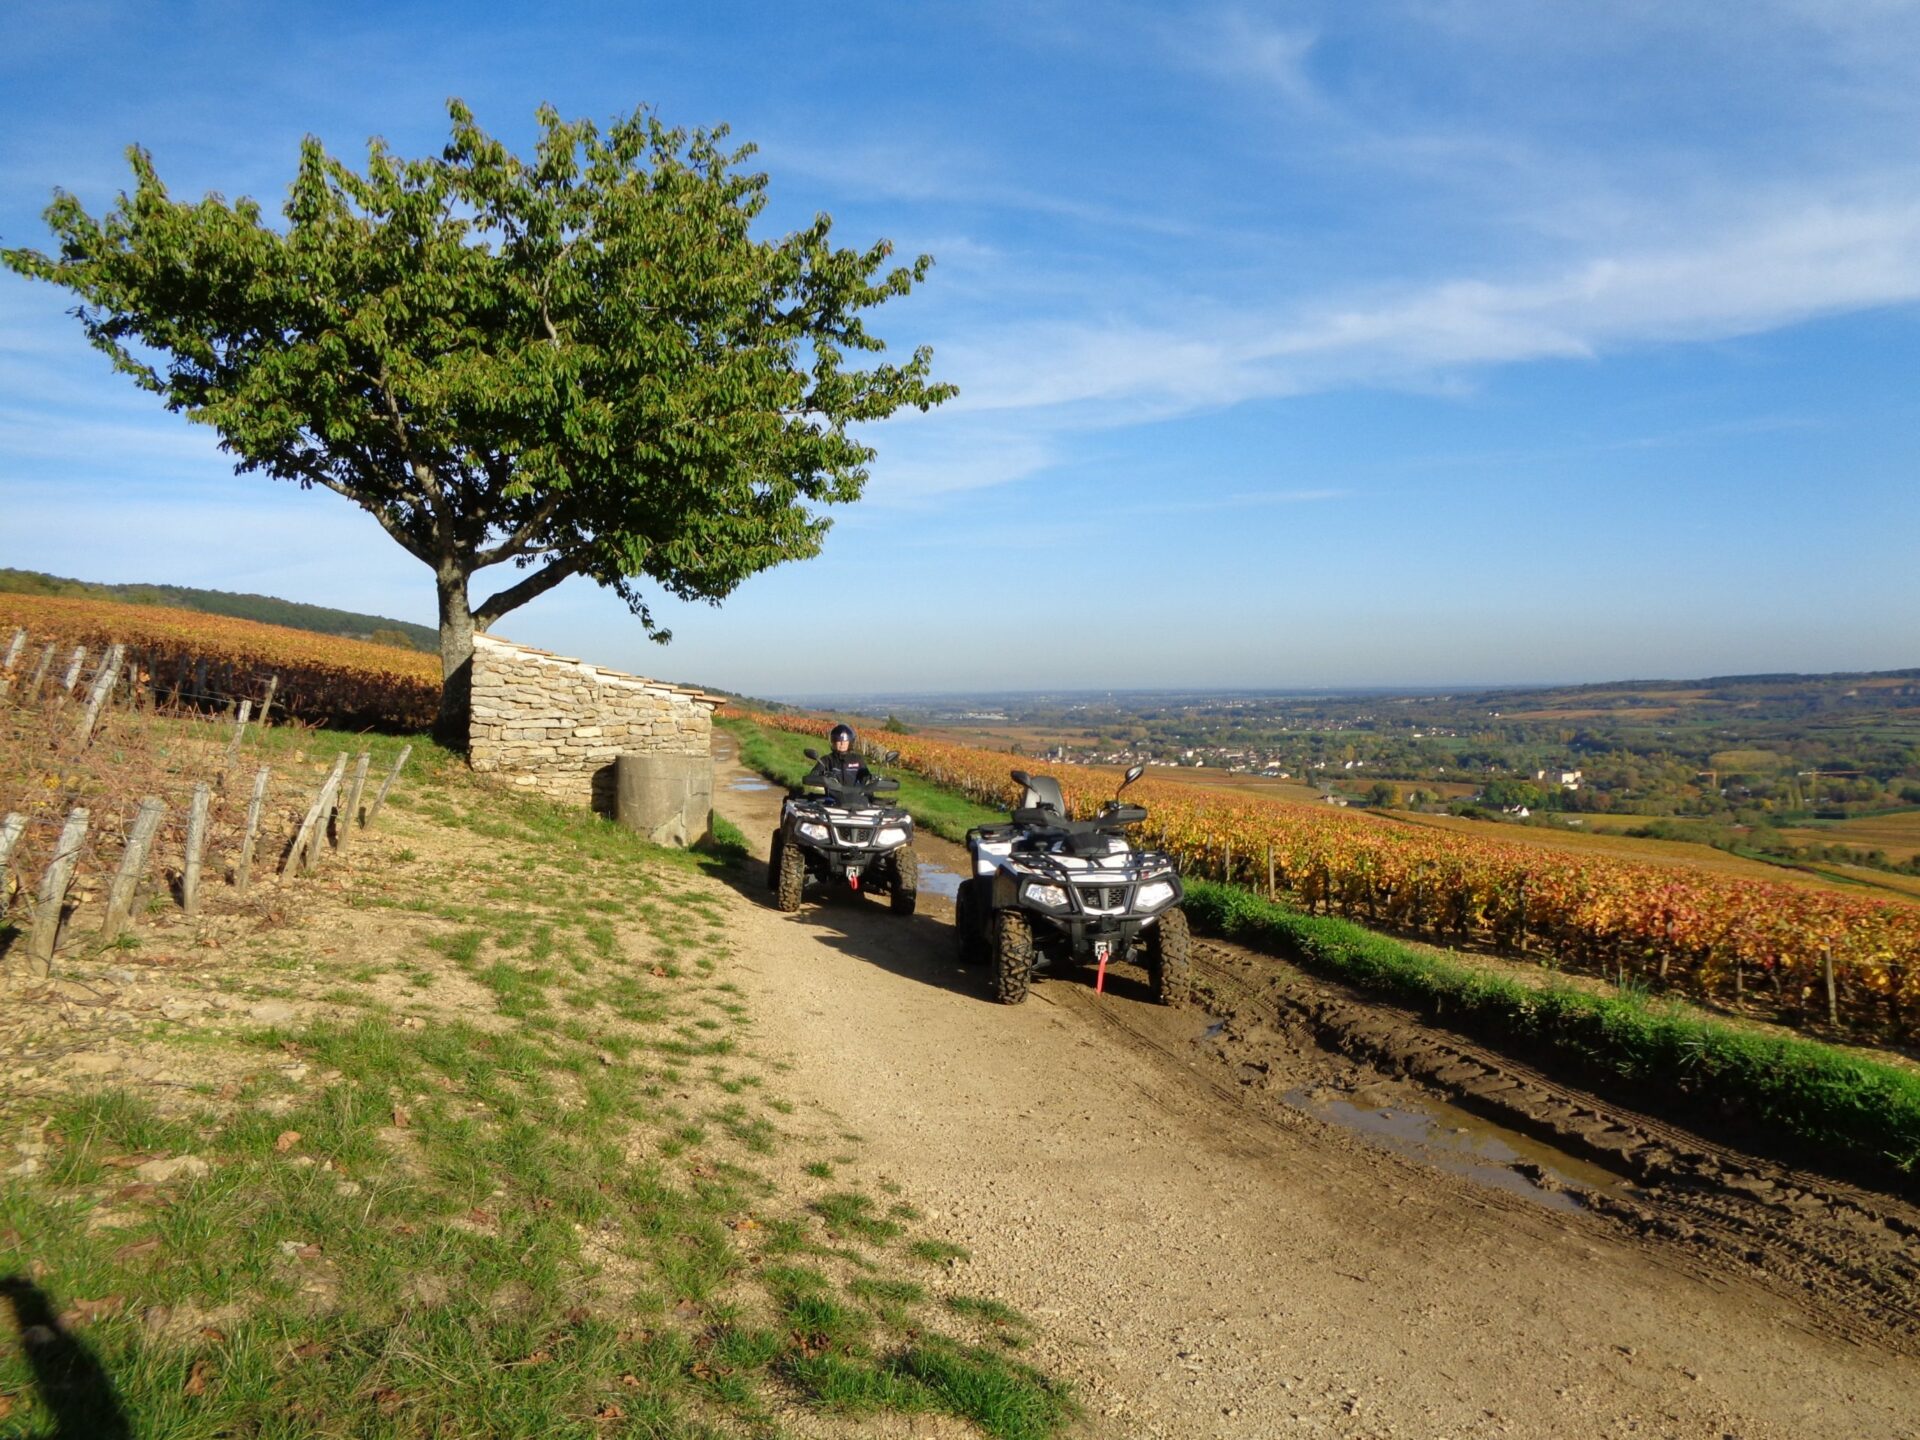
[721,717,1004,843]
[0,722,1069,1439]
[893,1337,1080,1440]
[696,813,751,865]
[1183,879,1920,1185]
[810,1192,905,1244]
[947,1294,1027,1327]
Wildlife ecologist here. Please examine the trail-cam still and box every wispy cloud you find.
[1171,10,1322,110]
[759,133,1211,241]
[932,190,1920,422]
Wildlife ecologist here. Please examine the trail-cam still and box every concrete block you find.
[615,752,713,848]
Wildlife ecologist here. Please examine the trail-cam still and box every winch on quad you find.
[768,748,919,916]
[954,765,1189,1005]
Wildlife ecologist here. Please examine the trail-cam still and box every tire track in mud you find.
[1174,934,1920,1355]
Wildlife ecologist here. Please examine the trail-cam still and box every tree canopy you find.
[4,100,955,735]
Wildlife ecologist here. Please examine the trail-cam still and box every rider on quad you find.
[806,723,873,788]
[768,722,920,915]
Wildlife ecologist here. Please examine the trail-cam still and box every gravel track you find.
[713,738,1920,1439]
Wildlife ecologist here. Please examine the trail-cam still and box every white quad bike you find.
[768,749,919,916]
[954,765,1190,1005]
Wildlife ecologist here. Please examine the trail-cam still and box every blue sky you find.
[4,1,1917,697]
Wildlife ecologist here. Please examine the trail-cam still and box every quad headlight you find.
[1135,880,1177,911]
[875,827,909,847]
[1021,882,1071,910]
[797,822,830,842]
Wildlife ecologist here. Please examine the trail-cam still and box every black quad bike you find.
[954,765,1190,1005]
[768,749,919,915]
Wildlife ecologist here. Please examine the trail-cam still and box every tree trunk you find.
[435,566,475,751]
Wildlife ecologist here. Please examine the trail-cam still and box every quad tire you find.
[890,846,919,916]
[774,835,808,912]
[954,879,985,962]
[1147,906,1191,1007]
[766,831,784,892]
[992,909,1035,1005]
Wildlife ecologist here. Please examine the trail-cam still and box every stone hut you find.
[467,633,722,843]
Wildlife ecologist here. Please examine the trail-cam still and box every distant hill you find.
[0,568,438,652]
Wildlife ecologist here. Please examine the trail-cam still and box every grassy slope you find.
[723,718,1920,1191]
[0,727,1071,1439]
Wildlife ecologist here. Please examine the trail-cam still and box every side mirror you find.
[803,748,820,761]
[885,749,901,764]
[1010,769,1032,788]
[1119,764,1145,793]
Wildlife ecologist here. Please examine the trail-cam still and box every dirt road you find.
[711,738,1920,1439]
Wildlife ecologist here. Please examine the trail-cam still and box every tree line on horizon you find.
[0,568,437,652]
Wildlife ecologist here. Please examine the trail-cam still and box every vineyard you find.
[0,593,439,732]
[735,711,1920,1044]
[1,609,418,973]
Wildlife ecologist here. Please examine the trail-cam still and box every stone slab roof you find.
[473,632,726,708]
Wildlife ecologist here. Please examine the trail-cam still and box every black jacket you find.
[805,753,872,790]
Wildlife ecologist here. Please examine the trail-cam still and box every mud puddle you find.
[915,858,963,900]
[1286,1084,1630,1213]
[728,777,773,792]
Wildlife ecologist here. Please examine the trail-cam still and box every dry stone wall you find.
[467,633,718,818]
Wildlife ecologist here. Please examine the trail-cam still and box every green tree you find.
[5,101,954,740]
[1482,778,1546,810]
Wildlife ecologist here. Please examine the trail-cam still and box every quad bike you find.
[767,749,919,915]
[954,765,1189,1005]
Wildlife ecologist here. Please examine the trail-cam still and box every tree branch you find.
[375,371,446,511]
[473,554,583,629]
[475,494,564,567]
[305,472,432,563]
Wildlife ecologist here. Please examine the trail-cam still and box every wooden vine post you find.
[182,783,212,916]
[286,756,347,876]
[259,674,279,727]
[234,767,272,897]
[336,752,372,853]
[26,807,90,974]
[222,700,254,773]
[1823,944,1838,1027]
[27,643,55,699]
[364,745,412,828]
[0,814,25,880]
[1266,843,1276,901]
[102,797,166,943]
[0,628,25,699]
[59,646,87,695]
[75,642,126,745]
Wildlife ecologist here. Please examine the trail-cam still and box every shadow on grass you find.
[0,1276,132,1440]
